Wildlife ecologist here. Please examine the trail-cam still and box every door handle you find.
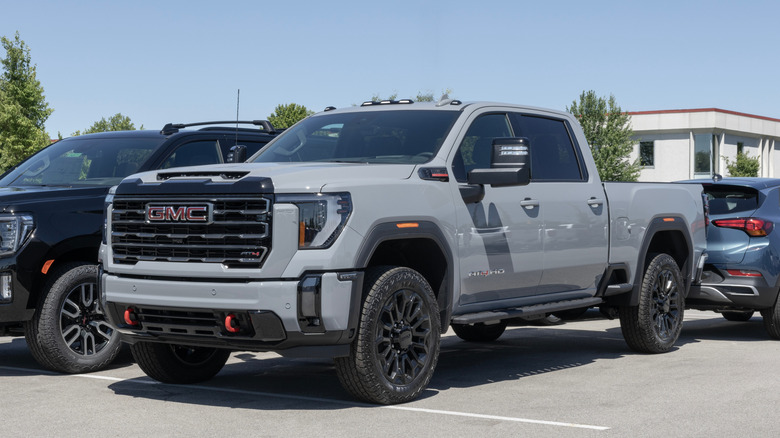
[587,198,604,207]
[520,198,539,210]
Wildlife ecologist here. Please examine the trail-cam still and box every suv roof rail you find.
[161,120,276,135]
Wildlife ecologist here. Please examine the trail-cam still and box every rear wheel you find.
[131,342,231,384]
[721,310,755,322]
[619,253,684,353]
[761,294,780,339]
[334,266,440,404]
[451,320,507,342]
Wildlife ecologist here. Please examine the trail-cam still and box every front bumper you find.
[0,258,35,323]
[100,270,363,356]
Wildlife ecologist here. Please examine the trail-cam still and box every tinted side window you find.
[453,113,513,183]
[218,139,272,163]
[512,115,584,181]
[160,140,223,169]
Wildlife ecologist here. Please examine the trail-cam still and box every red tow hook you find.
[225,313,240,333]
[124,308,140,326]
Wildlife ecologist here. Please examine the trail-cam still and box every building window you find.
[694,133,713,175]
[640,141,654,167]
[737,142,744,155]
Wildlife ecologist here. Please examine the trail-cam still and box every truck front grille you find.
[111,195,271,267]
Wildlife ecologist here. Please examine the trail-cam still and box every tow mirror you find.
[226,145,247,163]
[467,137,531,187]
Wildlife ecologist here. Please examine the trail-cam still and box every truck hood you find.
[131,162,418,193]
[0,185,108,212]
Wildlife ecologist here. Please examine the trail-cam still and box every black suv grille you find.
[111,195,271,267]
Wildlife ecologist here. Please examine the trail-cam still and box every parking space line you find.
[0,365,610,431]
[383,406,610,430]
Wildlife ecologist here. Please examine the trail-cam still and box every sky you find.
[1,0,779,138]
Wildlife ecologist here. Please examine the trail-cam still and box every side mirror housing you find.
[226,145,248,163]
[467,137,531,187]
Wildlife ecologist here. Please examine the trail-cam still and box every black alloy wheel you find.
[59,281,114,357]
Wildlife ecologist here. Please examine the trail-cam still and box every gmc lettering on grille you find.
[146,205,211,223]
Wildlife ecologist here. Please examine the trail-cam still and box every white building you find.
[628,109,780,181]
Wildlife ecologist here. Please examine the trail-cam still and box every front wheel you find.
[334,266,441,404]
[619,253,684,353]
[24,262,121,373]
[131,342,231,384]
[761,293,780,339]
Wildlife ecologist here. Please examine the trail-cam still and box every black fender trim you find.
[610,215,695,307]
[355,221,455,331]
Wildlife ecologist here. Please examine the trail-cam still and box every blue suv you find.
[681,177,780,338]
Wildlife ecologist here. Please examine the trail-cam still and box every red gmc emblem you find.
[146,204,212,223]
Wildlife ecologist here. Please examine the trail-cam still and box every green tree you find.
[268,103,314,129]
[724,151,760,177]
[0,31,52,172]
[72,113,140,136]
[567,90,641,182]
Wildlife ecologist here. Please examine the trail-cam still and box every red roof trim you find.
[626,108,780,123]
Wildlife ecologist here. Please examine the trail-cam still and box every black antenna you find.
[235,89,240,145]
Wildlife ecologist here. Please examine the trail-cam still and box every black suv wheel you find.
[24,263,121,373]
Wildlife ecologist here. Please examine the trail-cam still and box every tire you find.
[619,253,684,354]
[721,311,754,322]
[131,342,231,384]
[24,262,121,373]
[451,320,507,342]
[761,294,780,339]
[334,266,441,404]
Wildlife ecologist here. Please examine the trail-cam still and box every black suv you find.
[0,121,278,372]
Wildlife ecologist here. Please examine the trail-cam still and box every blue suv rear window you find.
[704,186,759,215]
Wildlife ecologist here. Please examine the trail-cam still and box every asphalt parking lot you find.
[1,309,778,437]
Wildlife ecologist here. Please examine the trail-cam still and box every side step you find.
[451,297,604,325]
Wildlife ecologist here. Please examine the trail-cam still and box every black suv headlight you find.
[278,193,352,249]
[0,214,35,257]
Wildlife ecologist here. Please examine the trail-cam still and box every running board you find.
[604,283,633,296]
[451,297,604,325]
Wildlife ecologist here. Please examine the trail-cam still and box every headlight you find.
[278,193,352,249]
[0,214,35,256]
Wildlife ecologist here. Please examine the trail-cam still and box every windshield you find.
[0,136,162,187]
[252,110,459,164]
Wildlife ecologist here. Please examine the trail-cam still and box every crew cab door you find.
[451,112,544,306]
[510,113,608,295]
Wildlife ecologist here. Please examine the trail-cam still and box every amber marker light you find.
[41,259,55,274]
[396,223,419,229]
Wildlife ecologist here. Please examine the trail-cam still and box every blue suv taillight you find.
[712,218,773,237]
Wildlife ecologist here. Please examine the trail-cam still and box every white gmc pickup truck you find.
[99,100,707,404]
